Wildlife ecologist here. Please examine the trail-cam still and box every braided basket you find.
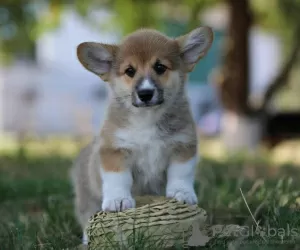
[86,196,246,249]
[86,196,208,249]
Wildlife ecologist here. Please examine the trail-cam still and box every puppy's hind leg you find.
[74,189,100,246]
[71,145,101,246]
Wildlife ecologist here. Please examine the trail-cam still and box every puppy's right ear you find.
[77,42,118,82]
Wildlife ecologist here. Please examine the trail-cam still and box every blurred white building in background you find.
[0,5,282,137]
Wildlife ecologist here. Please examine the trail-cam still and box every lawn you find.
[0,137,299,249]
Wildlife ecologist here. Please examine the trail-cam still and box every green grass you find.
[0,138,299,249]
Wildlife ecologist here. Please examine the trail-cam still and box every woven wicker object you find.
[86,196,245,249]
[87,196,208,249]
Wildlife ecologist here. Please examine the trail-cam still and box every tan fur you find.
[99,148,127,172]
[116,29,181,70]
[71,26,214,243]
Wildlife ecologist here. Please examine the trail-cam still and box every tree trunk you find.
[218,0,252,114]
[216,0,262,152]
[215,0,300,152]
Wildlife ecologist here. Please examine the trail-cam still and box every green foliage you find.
[0,0,162,63]
[0,0,218,64]
[0,1,63,63]
[0,2,37,63]
[182,0,218,30]
[251,0,300,52]
[110,0,161,35]
[1,0,300,64]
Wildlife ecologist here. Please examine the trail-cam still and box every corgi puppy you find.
[71,26,214,245]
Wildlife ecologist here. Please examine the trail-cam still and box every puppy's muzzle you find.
[132,78,164,107]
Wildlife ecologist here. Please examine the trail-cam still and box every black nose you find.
[137,89,154,102]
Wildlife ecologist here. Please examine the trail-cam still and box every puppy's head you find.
[77,27,213,108]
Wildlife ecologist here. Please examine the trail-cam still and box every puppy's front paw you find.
[102,196,136,212]
[166,188,198,205]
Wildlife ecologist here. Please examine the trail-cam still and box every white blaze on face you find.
[140,78,155,90]
[135,78,158,105]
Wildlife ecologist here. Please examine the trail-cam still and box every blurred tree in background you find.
[250,0,300,111]
[212,0,300,151]
[1,0,300,150]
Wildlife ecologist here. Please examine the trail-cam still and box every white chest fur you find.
[115,124,168,167]
[114,117,170,194]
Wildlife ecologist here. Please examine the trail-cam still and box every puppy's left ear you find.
[176,26,214,72]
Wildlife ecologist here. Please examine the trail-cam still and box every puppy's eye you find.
[125,66,136,78]
[153,62,167,75]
